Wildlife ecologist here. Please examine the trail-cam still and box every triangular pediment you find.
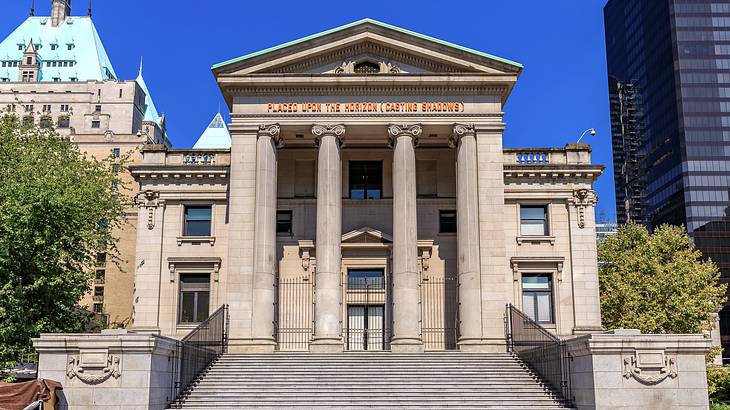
[213,19,522,76]
[341,227,392,244]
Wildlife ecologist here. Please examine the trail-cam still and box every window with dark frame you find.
[184,206,212,237]
[178,274,210,323]
[353,61,381,74]
[348,269,385,289]
[520,206,548,236]
[276,210,293,235]
[112,148,120,158]
[91,120,100,129]
[521,273,554,324]
[349,161,382,199]
[439,210,457,233]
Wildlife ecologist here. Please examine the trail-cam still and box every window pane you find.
[186,207,211,220]
[185,220,211,236]
[523,293,536,321]
[276,211,292,234]
[195,292,210,322]
[181,274,211,292]
[185,206,212,236]
[180,292,196,322]
[522,274,551,290]
[348,270,384,289]
[349,161,382,199]
[439,210,457,233]
[536,293,553,323]
[521,220,546,236]
[520,206,546,220]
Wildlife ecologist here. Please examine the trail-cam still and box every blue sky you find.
[2,0,616,220]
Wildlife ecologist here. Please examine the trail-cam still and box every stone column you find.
[130,190,164,334]
[251,124,282,351]
[450,123,485,350]
[388,124,424,352]
[311,124,345,352]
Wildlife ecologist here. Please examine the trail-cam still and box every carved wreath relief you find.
[67,353,121,385]
[622,351,678,385]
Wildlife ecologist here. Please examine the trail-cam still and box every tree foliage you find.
[0,114,126,366]
[598,222,726,334]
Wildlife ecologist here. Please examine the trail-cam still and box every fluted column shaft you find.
[388,124,424,352]
[451,123,484,348]
[251,124,281,350]
[311,124,345,352]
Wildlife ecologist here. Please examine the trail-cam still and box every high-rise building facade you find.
[0,0,171,324]
[605,0,730,355]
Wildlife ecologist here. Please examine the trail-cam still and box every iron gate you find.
[274,274,314,351]
[344,275,391,351]
[421,275,458,350]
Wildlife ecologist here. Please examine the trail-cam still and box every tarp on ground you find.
[0,379,62,410]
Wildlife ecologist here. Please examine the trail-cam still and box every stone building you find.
[0,0,170,324]
[129,19,604,353]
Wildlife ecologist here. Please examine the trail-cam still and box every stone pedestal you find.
[33,330,179,410]
[388,124,424,353]
[310,124,345,352]
[250,124,281,352]
[565,330,710,410]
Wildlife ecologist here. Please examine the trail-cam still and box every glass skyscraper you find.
[605,0,730,356]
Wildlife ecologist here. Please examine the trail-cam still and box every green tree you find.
[0,114,126,367]
[598,222,726,334]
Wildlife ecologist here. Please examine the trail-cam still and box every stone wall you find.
[566,330,710,409]
[33,330,178,410]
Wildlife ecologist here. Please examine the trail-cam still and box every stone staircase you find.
[170,352,571,409]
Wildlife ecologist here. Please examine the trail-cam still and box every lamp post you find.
[577,128,597,144]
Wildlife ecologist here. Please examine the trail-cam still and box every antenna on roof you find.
[29,0,35,16]
[88,0,92,17]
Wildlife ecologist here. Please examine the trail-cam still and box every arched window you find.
[353,61,380,74]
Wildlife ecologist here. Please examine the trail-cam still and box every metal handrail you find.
[506,304,573,407]
[171,304,228,407]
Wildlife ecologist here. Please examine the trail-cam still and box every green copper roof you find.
[0,16,116,82]
[135,62,162,125]
[212,18,522,70]
[193,112,231,149]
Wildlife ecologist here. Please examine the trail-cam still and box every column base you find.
[310,338,343,353]
[228,338,277,353]
[458,337,506,353]
[390,338,424,353]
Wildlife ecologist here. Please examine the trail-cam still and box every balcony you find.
[503,144,593,166]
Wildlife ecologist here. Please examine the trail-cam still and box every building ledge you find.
[176,236,216,246]
[516,235,555,245]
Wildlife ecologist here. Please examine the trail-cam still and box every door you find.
[347,305,385,351]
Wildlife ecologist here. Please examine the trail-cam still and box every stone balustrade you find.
[139,145,231,167]
[503,143,593,166]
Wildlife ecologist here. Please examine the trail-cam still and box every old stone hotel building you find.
[128,19,605,353]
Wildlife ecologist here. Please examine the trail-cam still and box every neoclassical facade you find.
[129,19,604,353]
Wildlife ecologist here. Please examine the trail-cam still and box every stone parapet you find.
[32,330,179,410]
[565,330,710,410]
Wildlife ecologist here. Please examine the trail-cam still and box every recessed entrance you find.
[347,305,385,351]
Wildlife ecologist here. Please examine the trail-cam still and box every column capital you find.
[448,123,476,148]
[312,124,346,148]
[387,123,422,147]
[258,123,283,148]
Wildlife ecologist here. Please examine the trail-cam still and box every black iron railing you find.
[506,304,573,407]
[171,304,228,407]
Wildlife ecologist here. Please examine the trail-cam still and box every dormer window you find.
[26,57,33,65]
[67,44,74,51]
[353,61,380,74]
[18,45,23,51]
[51,44,58,51]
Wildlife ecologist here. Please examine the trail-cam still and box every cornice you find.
[503,165,605,181]
[222,84,508,97]
[129,165,229,181]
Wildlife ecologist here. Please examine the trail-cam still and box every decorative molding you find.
[298,240,315,271]
[312,124,346,147]
[387,123,422,147]
[226,85,508,97]
[516,235,556,246]
[448,123,476,148]
[135,190,161,230]
[418,240,435,271]
[623,351,678,385]
[510,256,565,282]
[258,123,283,148]
[168,256,222,282]
[175,236,216,247]
[66,353,121,385]
[569,189,598,229]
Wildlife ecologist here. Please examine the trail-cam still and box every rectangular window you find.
[276,210,293,235]
[439,210,457,233]
[57,116,70,128]
[93,303,104,314]
[179,274,210,323]
[112,164,121,173]
[39,117,52,129]
[60,104,69,112]
[349,161,382,199]
[95,104,102,112]
[112,148,120,158]
[24,104,33,113]
[95,270,105,284]
[94,286,104,297]
[42,104,51,112]
[91,120,101,129]
[26,57,32,64]
[522,273,554,324]
[520,206,548,236]
[184,206,212,236]
[348,269,385,289]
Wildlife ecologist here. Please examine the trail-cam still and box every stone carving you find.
[448,123,476,148]
[136,190,161,230]
[333,59,402,74]
[67,353,121,385]
[623,351,678,385]
[570,189,597,229]
[387,124,422,147]
[258,123,283,148]
[312,124,346,147]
